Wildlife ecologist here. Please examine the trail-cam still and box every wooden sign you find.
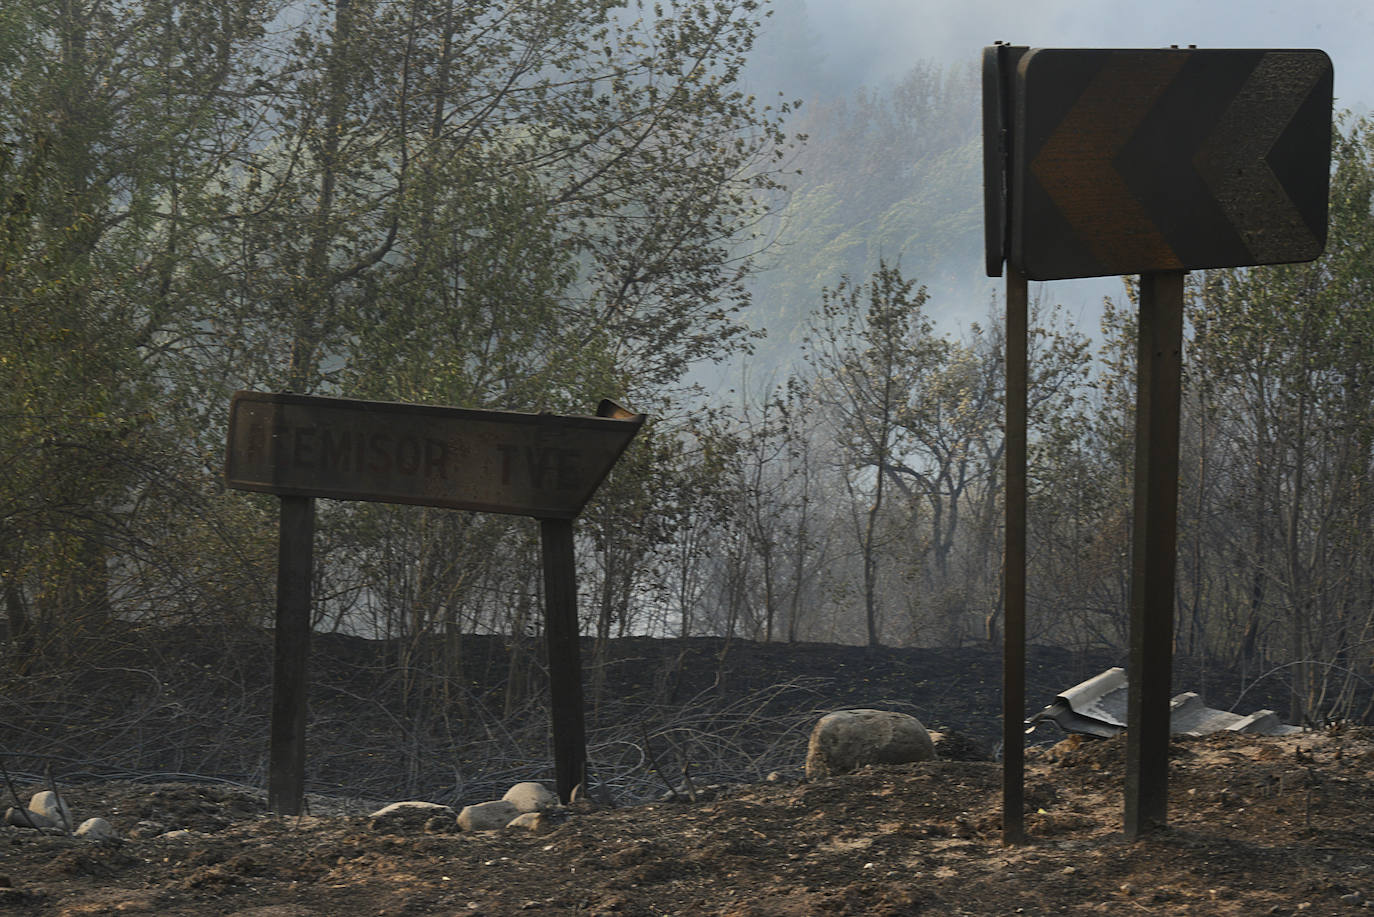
[226,391,645,520]
[227,391,646,814]
[1007,48,1332,280]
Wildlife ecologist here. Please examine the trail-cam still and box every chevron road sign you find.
[983,44,1334,843]
[1000,48,1332,281]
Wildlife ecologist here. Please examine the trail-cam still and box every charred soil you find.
[2,635,1371,915]
[2,729,1373,915]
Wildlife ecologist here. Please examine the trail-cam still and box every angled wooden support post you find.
[269,495,314,815]
[1124,270,1185,838]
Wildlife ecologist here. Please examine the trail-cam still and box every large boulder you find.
[804,709,936,778]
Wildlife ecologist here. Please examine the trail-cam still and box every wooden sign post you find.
[268,495,314,815]
[227,393,645,813]
[540,517,587,801]
[985,45,1332,840]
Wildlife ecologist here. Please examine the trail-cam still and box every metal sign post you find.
[1124,271,1185,837]
[1002,264,1028,846]
[984,44,1331,839]
[227,393,645,814]
[985,41,1031,846]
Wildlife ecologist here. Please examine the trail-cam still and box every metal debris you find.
[1026,667,1301,738]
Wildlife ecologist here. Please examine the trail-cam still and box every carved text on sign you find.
[226,392,644,519]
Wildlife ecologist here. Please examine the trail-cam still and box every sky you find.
[756,0,1373,332]
[803,0,1373,114]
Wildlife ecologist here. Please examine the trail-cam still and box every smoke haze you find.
[793,0,1371,111]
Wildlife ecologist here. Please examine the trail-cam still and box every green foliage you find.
[1177,116,1374,721]
[0,0,796,674]
[745,62,981,363]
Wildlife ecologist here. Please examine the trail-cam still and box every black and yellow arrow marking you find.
[1009,48,1332,281]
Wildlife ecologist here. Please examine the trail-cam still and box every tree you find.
[0,0,268,665]
[1,0,799,673]
[743,59,981,369]
[1185,116,1374,722]
[805,260,938,646]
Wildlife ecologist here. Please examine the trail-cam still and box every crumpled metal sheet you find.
[1026,667,1301,738]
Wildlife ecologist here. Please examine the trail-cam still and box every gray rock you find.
[126,820,168,839]
[75,817,120,843]
[368,801,454,818]
[502,782,558,814]
[804,708,937,778]
[457,800,520,831]
[28,791,72,829]
[506,811,551,831]
[368,801,456,832]
[4,807,55,830]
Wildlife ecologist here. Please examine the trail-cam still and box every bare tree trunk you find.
[1287,389,1309,724]
[5,574,34,675]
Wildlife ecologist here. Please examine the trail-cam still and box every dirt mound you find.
[3,728,1372,915]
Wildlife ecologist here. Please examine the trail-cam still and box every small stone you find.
[369,801,455,819]
[458,800,520,832]
[506,812,550,832]
[1339,891,1364,906]
[369,801,456,833]
[1120,883,1136,896]
[28,791,72,829]
[75,817,121,843]
[502,782,557,814]
[4,807,54,830]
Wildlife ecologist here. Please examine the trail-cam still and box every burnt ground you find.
[1,635,1371,915]
[2,729,1373,915]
